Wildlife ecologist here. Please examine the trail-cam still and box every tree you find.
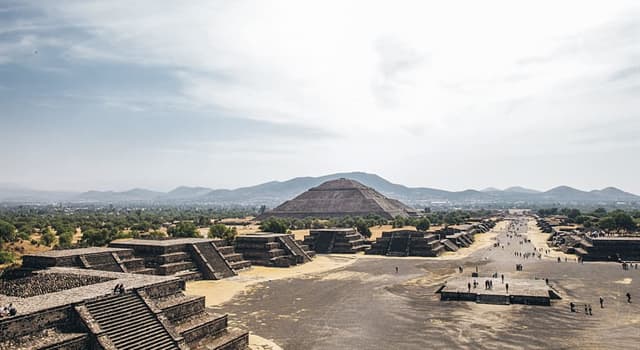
[259,218,289,233]
[168,222,199,238]
[0,250,14,264]
[57,230,74,248]
[416,217,431,231]
[40,227,57,247]
[355,220,371,238]
[0,220,16,244]
[593,208,607,217]
[81,228,117,247]
[208,223,237,243]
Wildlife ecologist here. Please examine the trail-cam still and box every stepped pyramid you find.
[258,178,416,219]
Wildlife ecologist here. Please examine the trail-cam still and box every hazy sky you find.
[2,1,640,193]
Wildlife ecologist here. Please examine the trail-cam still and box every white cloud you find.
[4,0,640,191]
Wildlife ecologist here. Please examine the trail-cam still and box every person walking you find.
[505,283,509,294]
[395,266,398,273]
[626,292,632,303]
[599,297,604,308]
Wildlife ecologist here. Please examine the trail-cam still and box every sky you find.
[1,1,640,193]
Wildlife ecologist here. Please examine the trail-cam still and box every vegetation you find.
[259,218,289,233]
[537,207,638,231]
[208,223,237,243]
[0,219,16,244]
[40,227,57,247]
[168,221,199,238]
[0,250,14,264]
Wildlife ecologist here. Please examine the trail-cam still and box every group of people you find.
[621,262,638,270]
[0,304,17,317]
[569,293,631,314]
[112,283,126,295]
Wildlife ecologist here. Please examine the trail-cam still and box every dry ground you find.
[187,218,640,350]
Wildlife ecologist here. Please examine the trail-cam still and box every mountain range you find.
[1,172,639,206]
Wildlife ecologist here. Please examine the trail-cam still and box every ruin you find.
[302,228,370,253]
[258,178,417,219]
[438,277,561,306]
[366,230,445,257]
[0,267,248,350]
[234,233,315,267]
[109,238,251,280]
[22,238,251,282]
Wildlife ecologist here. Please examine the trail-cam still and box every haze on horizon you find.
[1,1,639,193]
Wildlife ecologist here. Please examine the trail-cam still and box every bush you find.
[40,228,57,247]
[0,250,15,264]
[168,222,199,238]
[259,218,289,233]
[208,224,237,243]
[0,220,16,244]
[16,231,30,240]
[57,231,74,249]
[416,217,431,231]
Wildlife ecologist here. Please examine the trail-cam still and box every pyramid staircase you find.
[82,292,179,350]
[190,242,236,280]
[278,234,313,264]
[144,285,248,350]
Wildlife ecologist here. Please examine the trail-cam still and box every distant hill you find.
[504,186,540,194]
[1,173,639,206]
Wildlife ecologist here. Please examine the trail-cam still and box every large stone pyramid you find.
[258,178,416,219]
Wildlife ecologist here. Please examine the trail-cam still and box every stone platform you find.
[0,267,249,350]
[438,277,560,306]
[235,233,315,267]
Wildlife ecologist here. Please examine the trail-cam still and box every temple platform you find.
[438,277,560,306]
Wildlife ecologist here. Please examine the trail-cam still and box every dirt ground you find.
[187,217,640,349]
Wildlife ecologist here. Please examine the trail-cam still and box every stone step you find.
[85,293,179,350]
[223,253,244,262]
[176,312,228,343]
[158,261,196,275]
[189,329,249,350]
[173,269,203,281]
[230,260,251,270]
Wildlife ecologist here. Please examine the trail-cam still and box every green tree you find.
[40,227,57,246]
[168,221,199,238]
[0,220,16,244]
[208,223,237,243]
[0,250,15,264]
[355,220,372,238]
[57,230,74,248]
[416,217,431,231]
[259,218,289,233]
[81,228,117,247]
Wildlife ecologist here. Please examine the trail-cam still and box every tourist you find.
[626,292,631,303]
[468,282,471,292]
[584,304,588,314]
[505,283,509,294]
[8,304,16,317]
[588,305,592,316]
[599,297,604,308]
[570,302,575,312]
[395,266,398,273]
[501,274,504,283]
